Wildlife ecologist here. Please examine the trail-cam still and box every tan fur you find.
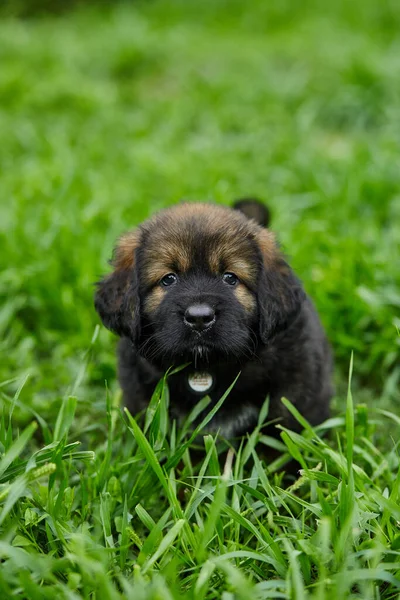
[109,203,279,311]
[142,244,191,287]
[144,287,165,315]
[137,203,276,288]
[254,228,277,267]
[113,230,141,270]
[234,284,256,313]
[167,203,278,276]
[208,248,257,283]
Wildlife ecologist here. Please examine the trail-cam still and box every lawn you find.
[0,1,399,598]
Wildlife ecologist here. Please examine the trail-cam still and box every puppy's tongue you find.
[188,371,213,394]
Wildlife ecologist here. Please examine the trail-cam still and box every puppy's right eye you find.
[160,273,178,287]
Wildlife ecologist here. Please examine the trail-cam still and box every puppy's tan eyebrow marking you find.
[208,245,257,286]
[224,258,257,283]
[157,240,191,272]
[142,239,192,287]
[144,265,170,287]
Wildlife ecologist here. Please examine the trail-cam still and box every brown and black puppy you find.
[95,200,333,438]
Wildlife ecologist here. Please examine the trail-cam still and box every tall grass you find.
[1,355,399,598]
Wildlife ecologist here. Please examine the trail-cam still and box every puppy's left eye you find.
[160,273,178,287]
[222,272,239,286]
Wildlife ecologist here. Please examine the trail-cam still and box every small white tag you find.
[188,372,213,393]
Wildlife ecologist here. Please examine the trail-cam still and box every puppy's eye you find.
[222,272,239,286]
[160,273,178,287]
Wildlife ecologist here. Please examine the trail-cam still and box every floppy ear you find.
[233,197,271,227]
[94,230,141,342]
[256,230,305,342]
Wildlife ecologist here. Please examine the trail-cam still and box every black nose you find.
[184,304,216,331]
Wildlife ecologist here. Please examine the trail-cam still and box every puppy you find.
[95,200,333,438]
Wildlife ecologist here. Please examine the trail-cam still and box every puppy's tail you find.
[233,197,270,228]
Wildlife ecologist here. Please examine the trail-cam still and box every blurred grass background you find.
[0,0,399,422]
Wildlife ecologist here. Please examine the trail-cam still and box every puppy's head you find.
[95,201,304,367]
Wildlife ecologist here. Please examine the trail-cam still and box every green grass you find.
[0,1,399,597]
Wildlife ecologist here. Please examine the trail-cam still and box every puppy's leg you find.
[117,337,160,413]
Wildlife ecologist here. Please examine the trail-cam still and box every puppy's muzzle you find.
[184,303,216,332]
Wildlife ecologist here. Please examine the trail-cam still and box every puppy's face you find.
[95,203,303,368]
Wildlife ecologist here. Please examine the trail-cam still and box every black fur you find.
[259,261,307,343]
[95,268,141,341]
[95,200,333,439]
[233,197,271,227]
